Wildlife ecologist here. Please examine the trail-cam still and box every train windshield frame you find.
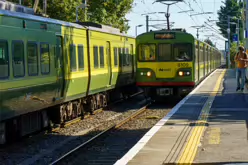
[138,43,156,61]
[157,43,172,61]
[138,42,193,62]
[173,43,192,62]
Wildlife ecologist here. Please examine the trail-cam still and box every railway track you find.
[50,98,178,165]
[49,101,152,165]
[0,91,149,165]
[51,91,144,132]
[48,98,180,165]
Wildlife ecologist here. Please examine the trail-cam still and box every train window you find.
[122,48,126,66]
[126,48,129,54]
[100,46,104,68]
[139,44,155,61]
[114,47,118,67]
[205,47,208,61]
[0,41,9,79]
[126,48,130,65]
[94,46,99,68]
[118,48,122,66]
[78,45,84,70]
[158,44,171,61]
[118,48,122,54]
[173,44,192,61]
[12,41,25,77]
[195,48,198,63]
[70,44,77,71]
[130,45,133,54]
[40,43,50,74]
[130,44,134,65]
[27,42,38,76]
[199,46,203,62]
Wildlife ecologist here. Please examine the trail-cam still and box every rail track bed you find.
[0,92,147,165]
[50,98,181,165]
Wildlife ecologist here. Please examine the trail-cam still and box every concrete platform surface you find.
[114,69,248,165]
[194,69,248,164]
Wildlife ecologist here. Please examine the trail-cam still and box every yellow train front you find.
[135,29,222,99]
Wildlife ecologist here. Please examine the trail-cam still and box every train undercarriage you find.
[0,84,138,145]
[143,86,193,100]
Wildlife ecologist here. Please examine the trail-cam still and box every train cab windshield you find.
[139,44,156,61]
[173,43,192,61]
[138,43,192,62]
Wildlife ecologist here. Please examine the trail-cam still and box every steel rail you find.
[51,91,144,132]
[49,100,151,165]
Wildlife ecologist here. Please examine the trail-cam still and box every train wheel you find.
[71,102,77,119]
[76,102,83,117]
[0,123,6,145]
[60,105,67,124]
[103,94,107,107]
[67,102,73,120]
[96,94,101,109]
[89,98,95,115]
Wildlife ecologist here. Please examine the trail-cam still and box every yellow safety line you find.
[177,69,226,164]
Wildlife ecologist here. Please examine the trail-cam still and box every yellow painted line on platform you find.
[208,128,221,144]
[177,69,226,164]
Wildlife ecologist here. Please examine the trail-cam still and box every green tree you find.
[216,0,243,41]
[87,0,134,32]
[7,0,134,32]
[204,38,215,47]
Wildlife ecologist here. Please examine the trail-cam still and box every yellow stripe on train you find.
[137,62,193,78]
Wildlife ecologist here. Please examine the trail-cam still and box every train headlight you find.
[178,71,184,76]
[186,71,190,75]
[147,71,151,77]
[141,72,144,75]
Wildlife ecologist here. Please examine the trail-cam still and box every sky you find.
[125,0,227,50]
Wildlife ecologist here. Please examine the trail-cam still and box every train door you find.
[207,47,210,74]
[56,36,65,98]
[203,45,206,76]
[209,49,213,72]
[106,41,112,86]
[130,44,135,78]
[195,44,199,82]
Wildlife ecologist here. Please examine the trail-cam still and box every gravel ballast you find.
[0,94,148,165]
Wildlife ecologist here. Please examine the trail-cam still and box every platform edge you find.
[114,69,225,165]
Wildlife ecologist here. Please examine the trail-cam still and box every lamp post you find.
[136,25,143,37]
[76,0,88,22]
[227,15,231,69]
[227,16,240,68]
[190,25,205,39]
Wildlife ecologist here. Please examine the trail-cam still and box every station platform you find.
[115,69,248,165]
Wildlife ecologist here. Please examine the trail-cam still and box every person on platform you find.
[245,48,248,83]
[234,46,248,91]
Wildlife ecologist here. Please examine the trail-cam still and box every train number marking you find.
[178,63,189,68]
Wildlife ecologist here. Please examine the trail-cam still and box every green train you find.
[0,2,136,144]
[135,29,222,99]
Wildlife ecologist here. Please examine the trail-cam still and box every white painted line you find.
[114,69,224,165]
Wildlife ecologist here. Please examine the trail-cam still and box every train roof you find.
[0,9,135,38]
[137,29,195,41]
[0,9,83,28]
[74,21,135,38]
[137,29,194,37]
[137,29,221,52]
